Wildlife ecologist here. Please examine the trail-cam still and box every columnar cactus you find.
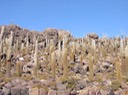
[70,42,75,63]
[33,37,38,77]
[62,48,68,79]
[0,26,4,54]
[25,33,29,54]
[15,39,19,52]
[6,31,13,77]
[88,53,94,81]
[58,41,62,65]
[0,26,4,43]
[115,60,122,82]
[16,61,21,77]
[120,39,124,56]
[123,45,128,76]
[51,51,56,79]
[79,54,84,66]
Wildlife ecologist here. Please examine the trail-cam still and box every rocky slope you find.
[0,24,128,95]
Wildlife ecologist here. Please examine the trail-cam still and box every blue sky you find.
[0,0,128,38]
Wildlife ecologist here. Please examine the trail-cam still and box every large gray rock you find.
[11,85,21,95]
[21,87,29,95]
[57,90,70,95]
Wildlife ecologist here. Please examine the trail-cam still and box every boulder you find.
[87,33,98,39]
[48,90,57,95]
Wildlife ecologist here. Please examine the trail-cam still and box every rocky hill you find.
[0,24,128,95]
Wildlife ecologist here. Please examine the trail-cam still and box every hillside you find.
[0,24,128,95]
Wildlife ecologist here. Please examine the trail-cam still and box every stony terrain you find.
[0,24,128,95]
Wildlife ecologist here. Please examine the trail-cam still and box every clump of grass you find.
[111,80,121,91]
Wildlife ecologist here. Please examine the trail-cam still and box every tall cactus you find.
[16,61,21,77]
[0,26,5,53]
[115,59,122,82]
[33,37,38,77]
[6,31,13,77]
[51,51,56,79]
[88,53,94,81]
[123,45,128,76]
[25,32,29,54]
[62,48,68,79]
[0,26,4,43]
[58,41,62,65]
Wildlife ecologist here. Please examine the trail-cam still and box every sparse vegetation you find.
[0,24,128,95]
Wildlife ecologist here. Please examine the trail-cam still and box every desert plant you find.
[120,39,124,56]
[16,61,21,77]
[33,37,38,77]
[87,53,94,81]
[25,33,29,54]
[51,51,56,79]
[58,41,62,65]
[0,26,4,43]
[62,48,68,79]
[115,60,122,82]
[70,48,75,63]
[79,53,84,66]
[122,44,128,76]
[6,31,13,77]
[49,40,54,66]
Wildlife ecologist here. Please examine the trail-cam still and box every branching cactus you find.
[33,37,38,77]
[87,53,94,81]
[62,48,68,79]
[51,51,56,79]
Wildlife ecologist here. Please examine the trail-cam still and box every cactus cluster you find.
[1,25,128,94]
